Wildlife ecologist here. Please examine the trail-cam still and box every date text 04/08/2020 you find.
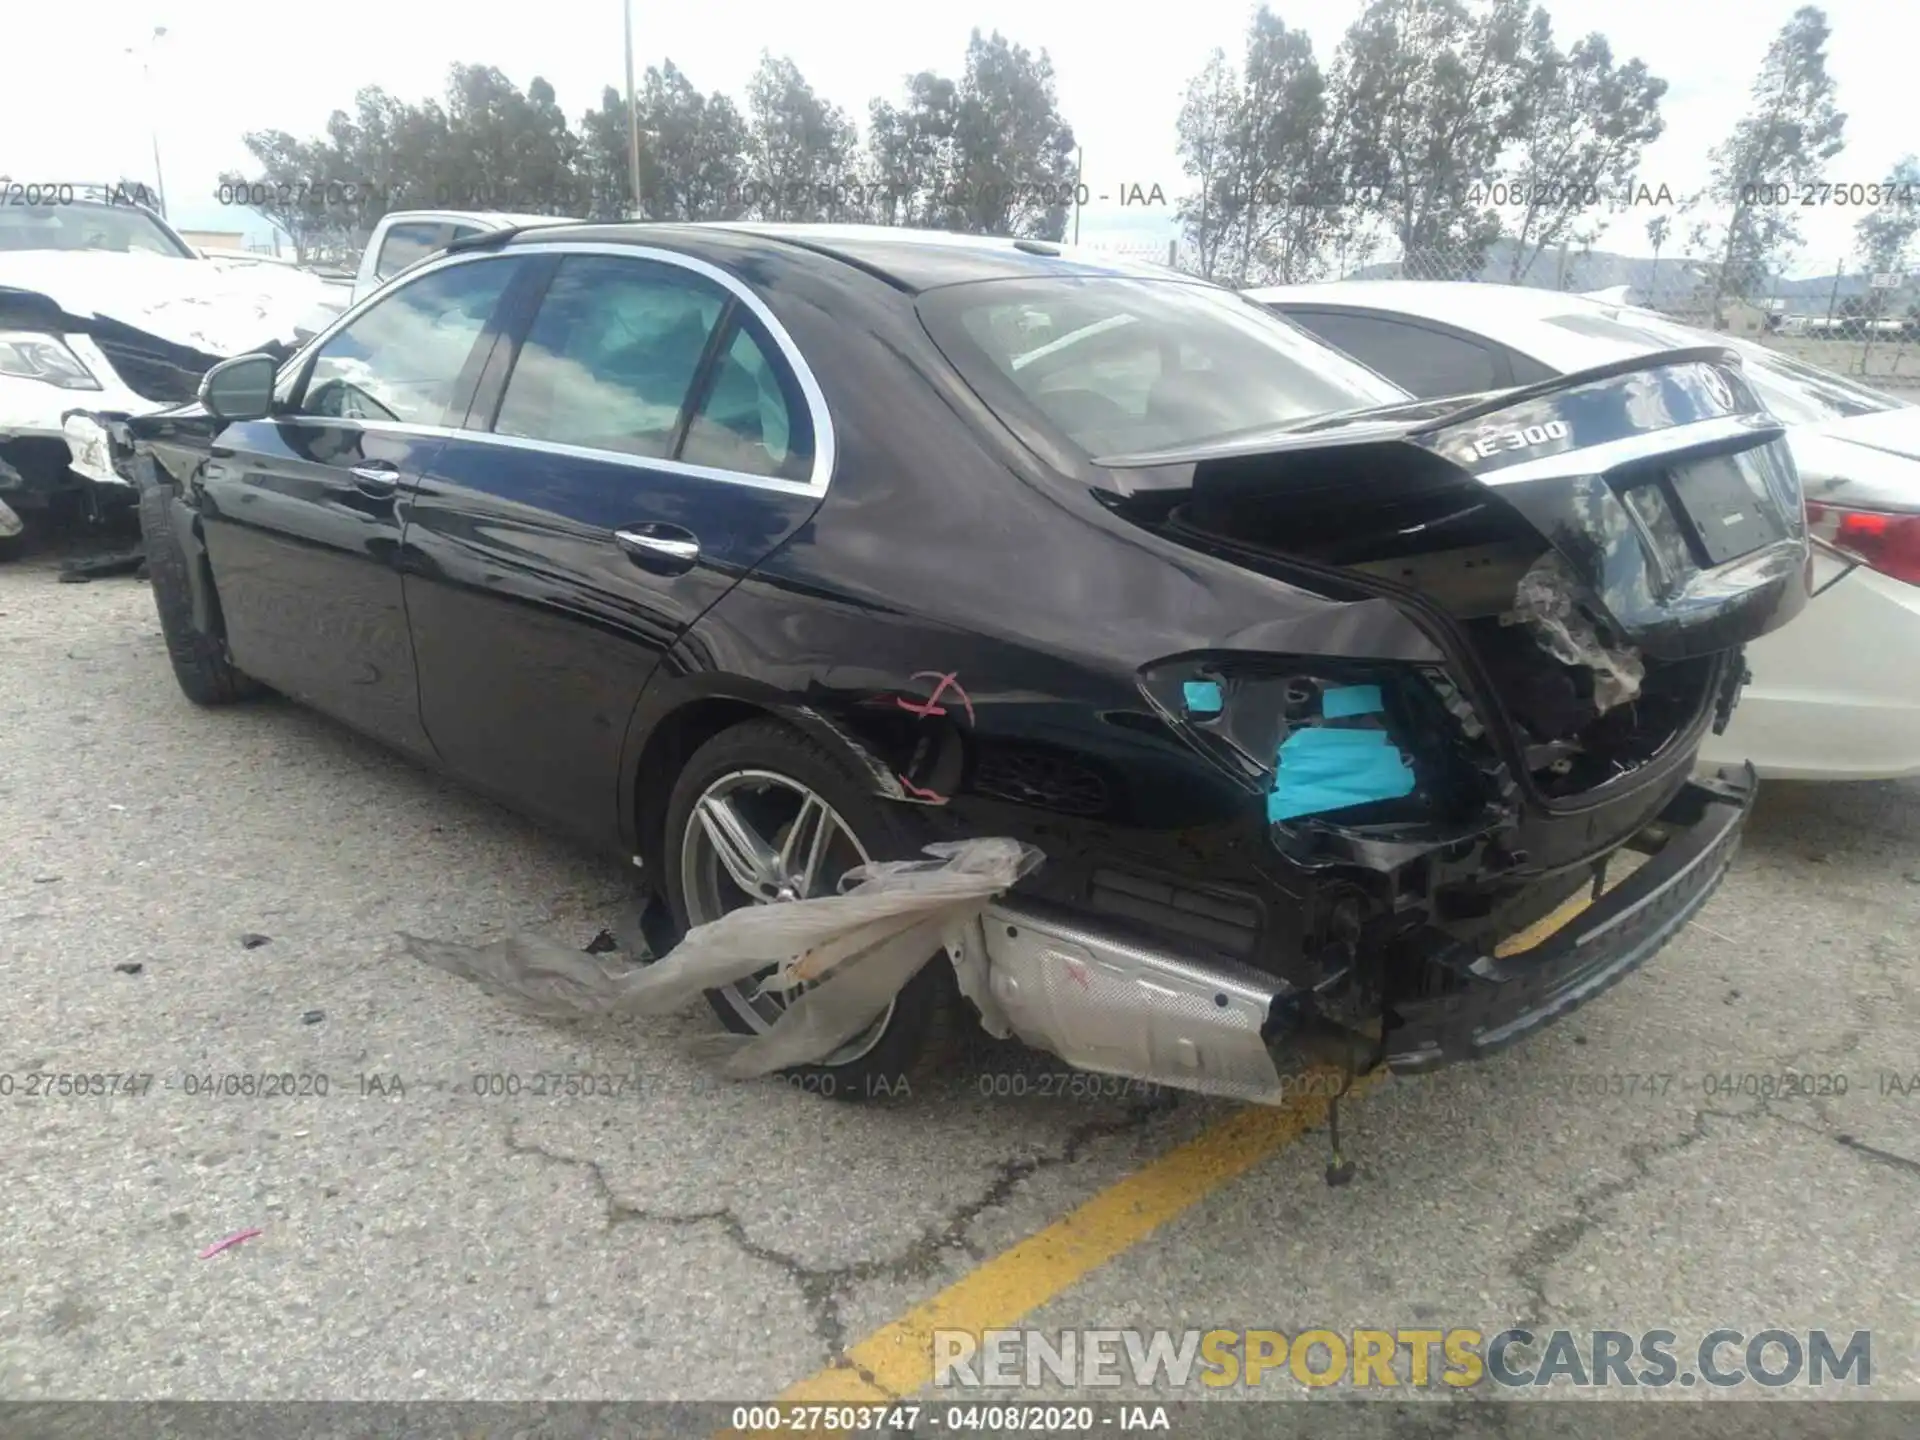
[726,1405,1172,1433]
[0,1072,406,1098]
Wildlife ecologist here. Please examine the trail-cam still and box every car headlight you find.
[0,332,101,390]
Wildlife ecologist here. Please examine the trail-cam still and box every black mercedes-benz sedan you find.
[110,223,1809,1100]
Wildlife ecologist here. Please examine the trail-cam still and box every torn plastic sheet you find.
[1503,550,1645,712]
[401,838,1042,1079]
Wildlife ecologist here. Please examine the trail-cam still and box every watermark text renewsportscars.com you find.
[933,1327,1871,1390]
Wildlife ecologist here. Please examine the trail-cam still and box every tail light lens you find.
[1805,502,1920,586]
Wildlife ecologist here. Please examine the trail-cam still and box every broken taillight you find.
[1804,502,1920,586]
[1139,661,1438,823]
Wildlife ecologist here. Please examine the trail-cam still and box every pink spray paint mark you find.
[896,671,975,727]
[897,774,949,804]
[198,1227,263,1259]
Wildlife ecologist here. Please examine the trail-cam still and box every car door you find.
[195,253,525,755]
[1274,306,1532,400]
[399,246,829,847]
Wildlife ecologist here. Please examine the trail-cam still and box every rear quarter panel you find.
[616,247,1442,938]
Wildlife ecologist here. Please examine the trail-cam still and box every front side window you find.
[919,277,1405,459]
[494,255,727,459]
[301,257,517,425]
[375,222,452,281]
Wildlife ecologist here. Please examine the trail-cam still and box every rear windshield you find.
[1542,309,1907,427]
[918,277,1405,459]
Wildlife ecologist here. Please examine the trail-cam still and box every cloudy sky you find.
[3,0,1906,272]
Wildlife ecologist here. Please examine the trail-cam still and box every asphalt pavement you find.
[2,547,1915,1414]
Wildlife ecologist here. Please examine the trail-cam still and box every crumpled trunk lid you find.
[1102,345,1809,660]
[1103,346,1810,813]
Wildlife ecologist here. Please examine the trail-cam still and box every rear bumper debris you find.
[969,766,1754,1097]
[1379,765,1754,1072]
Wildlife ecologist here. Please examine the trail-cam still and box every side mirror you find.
[198,353,277,422]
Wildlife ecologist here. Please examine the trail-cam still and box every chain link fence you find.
[1077,232,1920,394]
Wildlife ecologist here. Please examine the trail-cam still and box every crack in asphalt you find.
[1834,1133,1920,1180]
[1502,1102,1764,1333]
[1506,1066,1920,1341]
[503,1097,1173,1384]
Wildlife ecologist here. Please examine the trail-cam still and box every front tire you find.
[137,484,260,706]
[661,718,956,1101]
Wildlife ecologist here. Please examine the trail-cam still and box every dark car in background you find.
[113,225,1808,1099]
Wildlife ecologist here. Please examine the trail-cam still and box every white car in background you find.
[0,196,337,549]
[1246,280,1920,781]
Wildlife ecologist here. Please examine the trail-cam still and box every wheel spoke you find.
[695,794,781,899]
[780,792,837,899]
[681,767,895,1065]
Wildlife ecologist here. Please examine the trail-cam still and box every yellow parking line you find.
[775,1070,1381,1406]
[1494,889,1597,957]
[753,863,1637,1428]
[746,860,1650,1434]
[1492,850,1645,959]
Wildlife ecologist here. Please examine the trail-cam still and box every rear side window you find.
[918,277,1403,460]
[301,257,518,426]
[495,255,726,459]
[679,321,810,481]
[1284,310,1503,399]
[375,222,451,280]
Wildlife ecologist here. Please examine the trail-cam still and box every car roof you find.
[491,221,1192,292]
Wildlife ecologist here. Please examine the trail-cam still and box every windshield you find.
[0,203,195,258]
[919,277,1406,459]
[1541,307,1907,427]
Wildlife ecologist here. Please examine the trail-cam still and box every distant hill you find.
[1352,236,1876,311]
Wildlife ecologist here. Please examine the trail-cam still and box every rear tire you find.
[137,484,260,707]
[661,717,956,1101]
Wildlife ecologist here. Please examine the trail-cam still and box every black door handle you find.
[349,461,400,497]
[614,523,700,575]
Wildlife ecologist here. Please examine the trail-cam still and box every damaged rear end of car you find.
[969,346,1807,1092]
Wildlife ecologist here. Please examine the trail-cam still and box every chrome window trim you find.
[277,239,835,496]
[242,417,825,499]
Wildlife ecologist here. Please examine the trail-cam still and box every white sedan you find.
[1245,280,1920,782]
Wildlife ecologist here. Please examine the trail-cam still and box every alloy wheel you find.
[679,768,894,1063]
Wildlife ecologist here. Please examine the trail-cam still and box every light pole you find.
[622,0,642,216]
[124,26,169,215]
